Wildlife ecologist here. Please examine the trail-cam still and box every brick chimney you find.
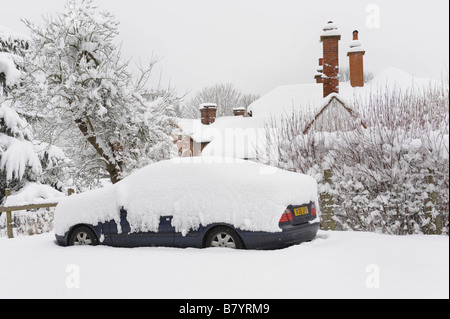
[314,58,324,84]
[320,21,341,97]
[200,103,217,125]
[347,30,366,88]
[233,107,246,117]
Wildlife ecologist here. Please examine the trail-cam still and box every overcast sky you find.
[1,0,449,97]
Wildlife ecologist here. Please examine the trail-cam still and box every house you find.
[303,93,367,135]
[175,21,438,159]
[175,110,264,159]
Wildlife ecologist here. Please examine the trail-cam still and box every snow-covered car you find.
[54,157,320,250]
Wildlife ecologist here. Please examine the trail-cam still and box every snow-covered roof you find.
[177,116,265,159]
[176,68,439,160]
[303,93,367,134]
[248,67,440,119]
[178,116,263,142]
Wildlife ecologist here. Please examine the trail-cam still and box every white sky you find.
[1,0,449,97]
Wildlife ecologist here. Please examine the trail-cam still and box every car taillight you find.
[311,202,317,216]
[279,208,293,223]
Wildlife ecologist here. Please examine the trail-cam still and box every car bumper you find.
[55,233,69,247]
[238,221,320,250]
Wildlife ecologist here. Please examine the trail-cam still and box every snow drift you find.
[54,157,319,236]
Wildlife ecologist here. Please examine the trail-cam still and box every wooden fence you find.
[0,188,74,239]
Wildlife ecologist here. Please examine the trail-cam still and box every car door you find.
[110,210,176,247]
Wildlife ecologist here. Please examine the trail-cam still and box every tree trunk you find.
[105,162,122,184]
[75,118,123,184]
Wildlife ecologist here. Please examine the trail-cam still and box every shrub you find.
[258,84,449,235]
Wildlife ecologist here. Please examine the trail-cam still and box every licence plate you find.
[294,206,309,216]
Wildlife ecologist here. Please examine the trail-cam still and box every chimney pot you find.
[233,107,246,117]
[353,30,359,41]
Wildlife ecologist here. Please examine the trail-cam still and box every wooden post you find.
[68,188,75,196]
[320,169,336,231]
[5,188,13,239]
[425,169,441,235]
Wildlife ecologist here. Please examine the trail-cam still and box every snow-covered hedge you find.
[258,85,449,235]
[0,209,55,237]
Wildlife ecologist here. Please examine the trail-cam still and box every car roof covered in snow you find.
[54,157,319,237]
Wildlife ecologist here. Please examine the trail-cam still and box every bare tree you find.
[339,66,374,83]
[182,83,259,119]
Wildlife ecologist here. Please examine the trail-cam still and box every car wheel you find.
[69,226,99,246]
[205,226,245,249]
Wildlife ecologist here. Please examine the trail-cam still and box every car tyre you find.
[69,226,99,246]
[205,226,245,249]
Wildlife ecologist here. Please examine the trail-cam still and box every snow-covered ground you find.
[0,231,448,299]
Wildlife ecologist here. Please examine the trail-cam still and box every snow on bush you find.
[54,157,319,236]
[0,209,56,237]
[258,85,449,235]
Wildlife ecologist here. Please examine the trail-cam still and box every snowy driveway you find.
[0,231,448,299]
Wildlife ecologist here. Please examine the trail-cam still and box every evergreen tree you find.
[1,26,65,204]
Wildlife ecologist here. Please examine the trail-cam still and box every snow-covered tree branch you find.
[17,0,178,185]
